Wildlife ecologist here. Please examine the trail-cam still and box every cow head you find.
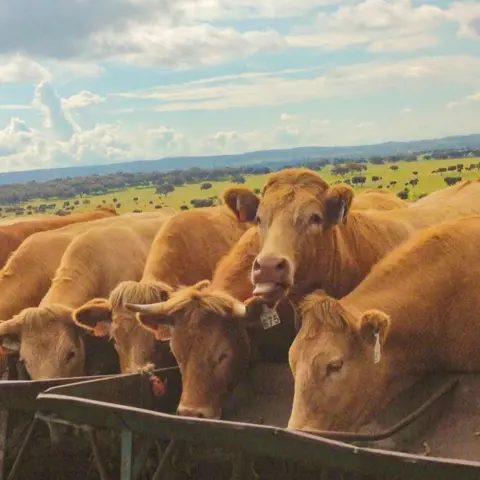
[126,280,276,420]
[223,169,354,300]
[73,280,175,373]
[287,290,391,432]
[0,305,88,380]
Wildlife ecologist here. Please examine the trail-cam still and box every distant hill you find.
[0,132,479,186]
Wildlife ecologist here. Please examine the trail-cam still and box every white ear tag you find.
[260,305,282,330]
[373,330,381,364]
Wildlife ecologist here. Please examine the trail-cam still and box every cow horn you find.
[124,303,160,313]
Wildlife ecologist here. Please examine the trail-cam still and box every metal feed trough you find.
[0,360,181,480]
[21,362,480,480]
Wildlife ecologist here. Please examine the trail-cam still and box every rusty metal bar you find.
[296,376,459,442]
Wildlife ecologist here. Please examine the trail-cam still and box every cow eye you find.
[326,359,343,376]
[218,352,228,364]
[65,351,76,362]
[309,213,323,226]
[254,215,261,226]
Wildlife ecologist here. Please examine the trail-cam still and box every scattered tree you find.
[444,176,462,187]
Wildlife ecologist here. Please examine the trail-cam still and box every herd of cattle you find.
[0,167,480,439]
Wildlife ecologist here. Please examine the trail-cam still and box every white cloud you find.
[202,130,262,154]
[147,126,189,155]
[112,55,480,112]
[0,0,287,72]
[0,79,193,172]
[446,91,480,109]
[0,55,51,84]
[92,23,284,69]
[401,108,413,114]
[180,0,339,21]
[318,0,444,32]
[288,0,480,53]
[63,91,106,110]
[368,33,437,53]
[0,117,48,171]
[280,113,299,121]
[355,121,376,129]
[0,105,33,111]
[273,125,302,146]
[286,0,446,52]
[32,81,76,141]
[446,2,480,39]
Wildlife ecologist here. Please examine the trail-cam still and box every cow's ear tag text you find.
[260,305,282,330]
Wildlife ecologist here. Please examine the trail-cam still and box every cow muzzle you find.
[251,254,293,299]
[176,405,220,420]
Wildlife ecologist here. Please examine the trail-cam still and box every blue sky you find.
[0,0,479,173]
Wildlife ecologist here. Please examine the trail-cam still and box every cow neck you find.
[319,211,412,299]
[0,255,51,319]
[41,277,96,310]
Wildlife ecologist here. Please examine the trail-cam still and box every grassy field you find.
[7,157,480,217]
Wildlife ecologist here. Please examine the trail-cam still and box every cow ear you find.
[72,298,113,337]
[223,187,260,223]
[0,317,23,356]
[358,310,391,363]
[324,184,354,229]
[124,304,174,341]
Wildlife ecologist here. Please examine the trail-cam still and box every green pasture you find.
[10,157,480,216]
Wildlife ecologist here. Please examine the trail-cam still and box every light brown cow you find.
[351,189,407,210]
[0,207,118,268]
[0,212,142,322]
[0,211,175,380]
[72,206,252,374]
[223,168,480,300]
[288,215,480,432]
[120,190,411,419]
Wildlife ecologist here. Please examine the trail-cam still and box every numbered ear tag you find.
[373,330,381,364]
[260,305,282,330]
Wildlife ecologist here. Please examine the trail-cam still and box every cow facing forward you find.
[224,168,480,300]
[288,216,480,432]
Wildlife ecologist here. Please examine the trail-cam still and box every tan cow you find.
[0,206,118,268]
[0,211,175,380]
[351,189,407,210]
[288,215,480,432]
[120,190,411,419]
[0,212,150,322]
[72,206,252,374]
[223,168,480,300]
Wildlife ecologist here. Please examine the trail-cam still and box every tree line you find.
[0,147,480,206]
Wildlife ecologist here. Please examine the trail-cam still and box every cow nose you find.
[252,255,290,284]
[177,407,205,418]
